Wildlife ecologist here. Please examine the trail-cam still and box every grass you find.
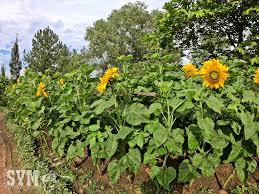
[231,185,259,194]
[5,119,75,194]
[0,106,8,113]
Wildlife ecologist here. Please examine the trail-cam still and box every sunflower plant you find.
[5,56,259,191]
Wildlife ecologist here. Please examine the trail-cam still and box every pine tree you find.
[24,26,69,73]
[9,36,22,80]
[1,65,6,77]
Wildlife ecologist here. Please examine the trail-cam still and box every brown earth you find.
[0,113,38,194]
[0,112,21,194]
[73,157,259,194]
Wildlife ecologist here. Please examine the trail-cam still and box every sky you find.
[0,0,168,76]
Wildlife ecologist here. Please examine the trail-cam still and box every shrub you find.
[0,75,9,106]
[6,57,259,190]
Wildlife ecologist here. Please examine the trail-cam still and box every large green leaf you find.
[149,103,162,115]
[150,166,176,190]
[197,115,215,142]
[105,137,118,159]
[90,98,115,115]
[128,133,144,148]
[192,154,215,177]
[226,141,252,163]
[205,95,224,113]
[239,111,256,140]
[122,103,150,126]
[187,124,202,150]
[176,100,194,113]
[247,159,257,173]
[116,126,133,140]
[178,159,199,183]
[165,128,184,155]
[235,158,246,183]
[242,90,256,103]
[67,140,85,160]
[153,124,168,147]
[108,160,121,184]
[145,122,163,134]
[120,148,141,174]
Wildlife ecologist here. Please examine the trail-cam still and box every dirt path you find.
[0,112,21,194]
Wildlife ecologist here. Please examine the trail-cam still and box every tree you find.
[9,37,22,80]
[85,2,157,67]
[1,65,6,77]
[158,0,259,62]
[24,26,70,73]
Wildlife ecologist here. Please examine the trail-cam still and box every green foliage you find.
[0,75,9,106]
[6,55,259,190]
[1,64,6,77]
[158,0,259,62]
[6,121,75,194]
[24,27,70,73]
[9,37,22,81]
[85,2,157,67]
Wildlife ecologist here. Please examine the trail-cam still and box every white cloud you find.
[0,0,167,76]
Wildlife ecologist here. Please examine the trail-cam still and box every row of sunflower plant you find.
[6,56,259,190]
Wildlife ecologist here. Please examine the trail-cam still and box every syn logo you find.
[7,170,57,187]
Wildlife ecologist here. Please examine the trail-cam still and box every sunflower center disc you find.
[210,71,219,80]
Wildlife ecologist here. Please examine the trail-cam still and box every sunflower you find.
[105,67,120,79]
[36,82,48,97]
[182,64,198,78]
[199,59,229,89]
[97,82,107,93]
[59,79,65,86]
[254,68,259,84]
[96,67,120,93]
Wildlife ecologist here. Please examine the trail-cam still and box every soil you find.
[73,156,259,194]
[0,112,38,194]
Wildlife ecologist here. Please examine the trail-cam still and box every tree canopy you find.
[85,2,157,67]
[9,37,22,80]
[24,26,70,73]
[158,0,259,63]
[1,65,6,77]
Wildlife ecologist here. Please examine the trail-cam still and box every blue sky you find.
[0,0,167,76]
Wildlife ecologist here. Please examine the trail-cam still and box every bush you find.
[0,75,9,106]
[6,57,259,190]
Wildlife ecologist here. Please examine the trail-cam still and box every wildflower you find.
[59,79,65,86]
[199,59,229,89]
[105,67,120,79]
[36,82,48,97]
[96,67,120,93]
[182,64,198,78]
[254,68,259,84]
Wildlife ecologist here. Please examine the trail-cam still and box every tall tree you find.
[24,26,69,73]
[1,65,6,77]
[158,0,259,62]
[9,36,22,80]
[85,2,157,67]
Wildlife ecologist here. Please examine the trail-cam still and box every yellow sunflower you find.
[59,79,65,86]
[182,64,198,78]
[105,67,120,79]
[96,67,120,93]
[36,82,48,97]
[254,68,259,84]
[199,59,229,89]
[97,82,107,93]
